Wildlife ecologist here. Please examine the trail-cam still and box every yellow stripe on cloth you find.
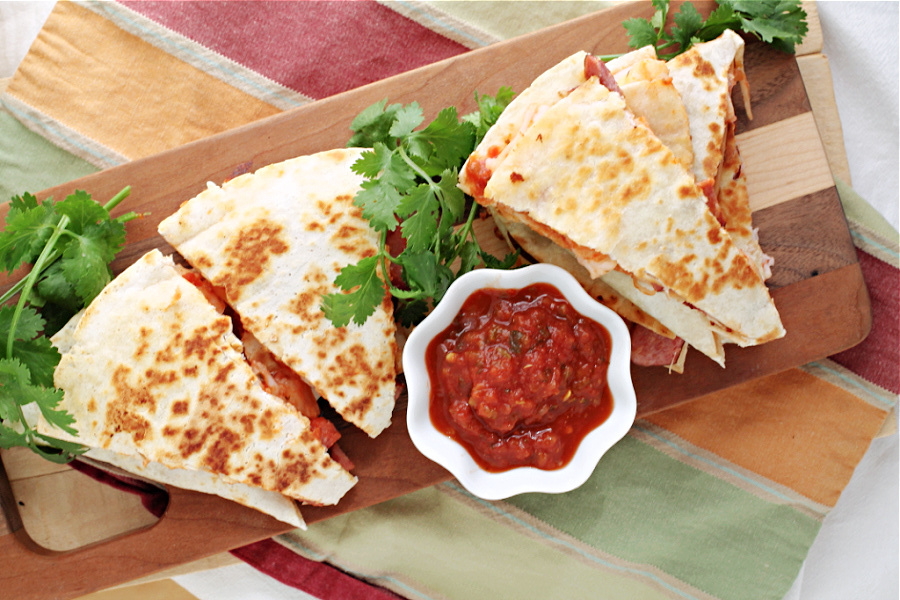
[6,2,280,162]
[644,368,889,507]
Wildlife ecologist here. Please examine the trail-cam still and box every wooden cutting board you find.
[0,3,869,599]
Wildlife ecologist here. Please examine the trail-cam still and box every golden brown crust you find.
[158,149,398,437]
[44,250,357,515]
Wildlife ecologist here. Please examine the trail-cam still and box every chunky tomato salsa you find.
[426,282,613,472]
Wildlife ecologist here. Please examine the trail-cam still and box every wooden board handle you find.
[0,486,290,600]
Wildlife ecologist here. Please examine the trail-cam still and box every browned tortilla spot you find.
[712,255,759,294]
[652,254,709,304]
[216,218,289,296]
[202,426,241,474]
[707,226,723,245]
[111,365,156,413]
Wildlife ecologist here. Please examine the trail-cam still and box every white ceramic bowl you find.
[403,263,636,501]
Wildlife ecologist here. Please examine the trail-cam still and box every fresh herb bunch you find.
[617,0,808,60]
[322,89,518,328]
[0,187,137,462]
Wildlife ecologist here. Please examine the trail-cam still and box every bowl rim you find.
[402,263,637,501]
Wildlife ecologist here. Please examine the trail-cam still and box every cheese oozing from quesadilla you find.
[158,148,398,437]
[38,249,359,528]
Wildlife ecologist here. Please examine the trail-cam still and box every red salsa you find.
[426,282,613,472]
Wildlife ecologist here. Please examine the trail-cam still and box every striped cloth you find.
[1,3,896,600]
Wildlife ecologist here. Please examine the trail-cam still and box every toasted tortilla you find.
[37,249,357,527]
[480,77,784,352]
[612,55,695,173]
[667,30,772,280]
[158,148,398,438]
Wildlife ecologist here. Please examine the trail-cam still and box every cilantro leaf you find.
[398,184,440,253]
[436,168,466,222]
[55,189,112,234]
[623,16,661,50]
[347,99,403,148]
[0,357,76,446]
[10,337,60,389]
[462,87,515,145]
[613,0,807,60]
[60,232,116,305]
[322,255,389,327]
[354,178,403,233]
[325,90,516,327]
[389,103,425,140]
[0,194,59,272]
[0,303,45,342]
[671,2,705,49]
[413,107,475,174]
[0,186,134,462]
[722,0,808,53]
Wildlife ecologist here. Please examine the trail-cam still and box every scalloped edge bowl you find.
[403,263,636,501]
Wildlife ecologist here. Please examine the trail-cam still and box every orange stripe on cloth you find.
[644,368,888,508]
[7,2,280,161]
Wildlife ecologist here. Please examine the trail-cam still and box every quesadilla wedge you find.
[36,249,358,528]
[667,30,772,281]
[462,74,784,367]
[158,148,398,438]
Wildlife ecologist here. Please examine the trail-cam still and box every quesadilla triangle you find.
[667,30,773,281]
[36,249,358,528]
[158,148,398,438]
[469,76,785,365]
[459,48,702,362]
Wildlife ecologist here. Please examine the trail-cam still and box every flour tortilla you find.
[459,47,693,196]
[158,148,398,438]
[37,249,358,528]
[479,78,785,359]
[667,30,772,280]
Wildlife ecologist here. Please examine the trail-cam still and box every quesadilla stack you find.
[459,32,784,369]
[158,148,398,437]
[36,249,357,528]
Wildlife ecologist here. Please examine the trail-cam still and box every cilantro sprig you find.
[612,0,808,60]
[0,187,137,462]
[322,90,517,328]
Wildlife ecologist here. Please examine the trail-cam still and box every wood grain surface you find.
[0,3,870,599]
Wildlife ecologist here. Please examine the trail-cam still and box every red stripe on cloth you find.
[830,248,900,393]
[231,538,405,600]
[118,0,469,99]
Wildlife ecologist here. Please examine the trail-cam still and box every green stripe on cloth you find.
[282,433,820,600]
[282,485,687,600]
[388,1,615,46]
[0,108,98,201]
[506,435,821,600]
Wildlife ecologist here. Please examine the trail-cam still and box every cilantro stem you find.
[104,186,131,213]
[5,215,70,360]
[397,145,432,183]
